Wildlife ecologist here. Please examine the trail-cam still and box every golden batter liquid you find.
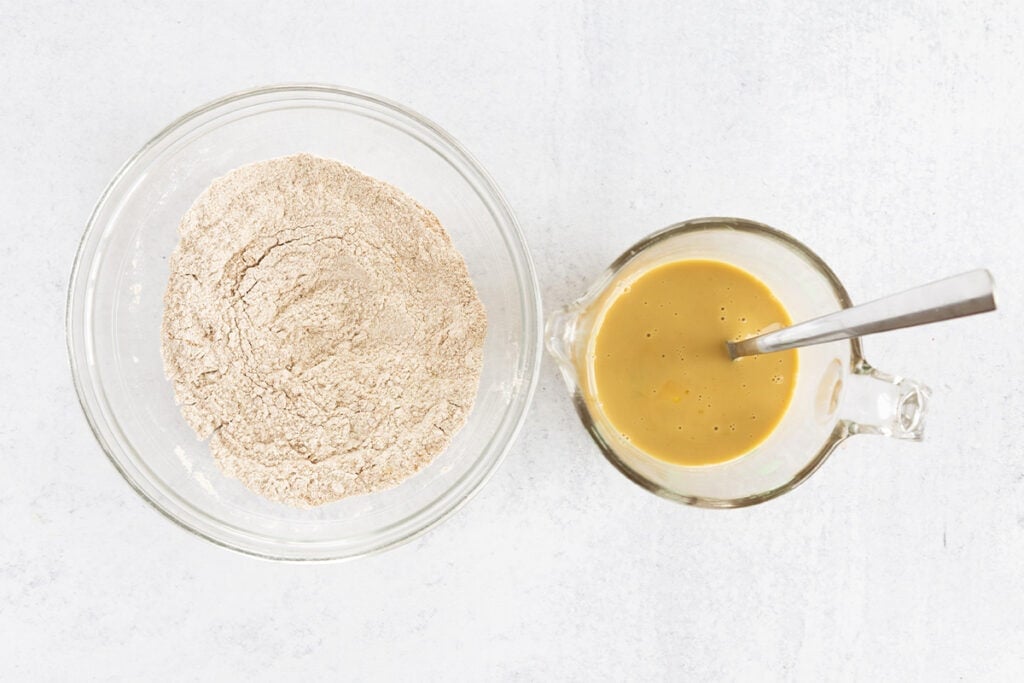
[591,259,797,466]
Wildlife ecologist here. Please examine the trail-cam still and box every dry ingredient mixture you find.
[162,153,487,507]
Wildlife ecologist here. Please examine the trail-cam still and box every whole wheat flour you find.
[161,153,487,507]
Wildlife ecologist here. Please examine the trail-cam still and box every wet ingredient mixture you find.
[591,259,797,466]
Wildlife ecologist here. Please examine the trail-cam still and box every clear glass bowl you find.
[66,85,542,561]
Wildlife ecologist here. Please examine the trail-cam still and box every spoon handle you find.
[728,269,996,358]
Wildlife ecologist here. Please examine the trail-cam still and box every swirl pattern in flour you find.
[161,154,487,507]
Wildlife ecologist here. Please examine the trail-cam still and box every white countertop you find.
[3,2,1023,679]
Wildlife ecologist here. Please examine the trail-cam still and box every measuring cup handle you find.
[841,360,931,440]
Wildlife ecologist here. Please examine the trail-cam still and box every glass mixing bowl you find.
[66,85,541,561]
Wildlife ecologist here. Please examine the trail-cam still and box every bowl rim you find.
[66,83,543,562]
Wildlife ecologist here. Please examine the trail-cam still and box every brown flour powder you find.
[161,153,487,507]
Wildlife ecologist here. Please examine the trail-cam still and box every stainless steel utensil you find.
[726,269,996,359]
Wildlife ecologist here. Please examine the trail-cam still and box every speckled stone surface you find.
[2,2,1022,679]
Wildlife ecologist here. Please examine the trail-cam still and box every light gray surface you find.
[2,1,1022,680]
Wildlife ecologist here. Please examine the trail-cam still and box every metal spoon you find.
[726,269,996,360]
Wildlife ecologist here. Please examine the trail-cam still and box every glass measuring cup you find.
[546,217,930,507]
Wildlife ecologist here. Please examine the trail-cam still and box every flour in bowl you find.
[161,153,487,507]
